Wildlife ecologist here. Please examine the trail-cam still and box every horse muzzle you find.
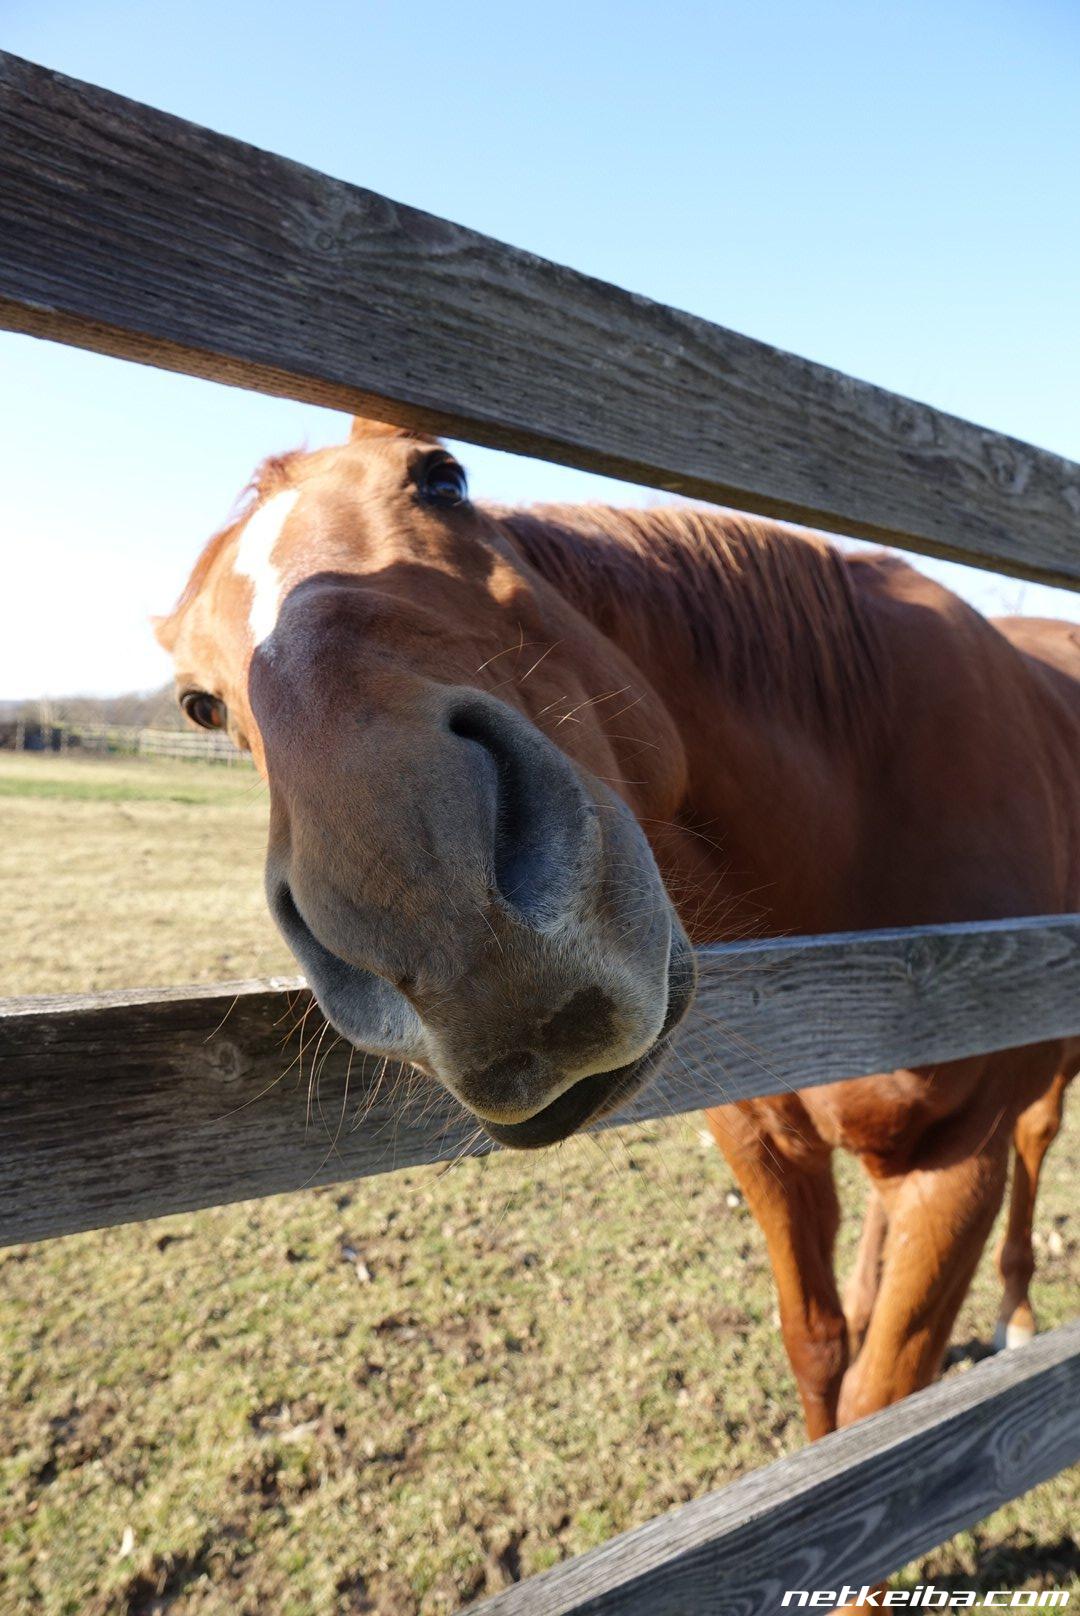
[256,669,695,1144]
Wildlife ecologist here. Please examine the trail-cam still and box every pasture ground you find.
[1,751,1076,1615]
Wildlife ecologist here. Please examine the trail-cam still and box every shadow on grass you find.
[943,1336,998,1370]
[907,1534,1079,1594]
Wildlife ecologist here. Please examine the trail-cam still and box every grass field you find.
[0,752,294,995]
[0,751,1076,1614]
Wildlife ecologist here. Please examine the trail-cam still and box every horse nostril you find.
[448,708,531,909]
[266,875,424,1057]
[269,877,304,938]
[447,698,593,926]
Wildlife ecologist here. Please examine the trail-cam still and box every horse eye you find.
[419,456,468,507]
[180,691,227,730]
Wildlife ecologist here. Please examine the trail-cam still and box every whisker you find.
[519,640,562,682]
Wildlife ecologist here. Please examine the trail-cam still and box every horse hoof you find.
[993,1319,1036,1352]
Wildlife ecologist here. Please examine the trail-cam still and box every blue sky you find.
[2,0,1078,697]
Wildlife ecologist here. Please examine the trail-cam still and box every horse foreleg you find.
[994,1068,1073,1350]
[837,1123,1009,1428]
[843,1184,887,1360]
[706,1100,847,1440]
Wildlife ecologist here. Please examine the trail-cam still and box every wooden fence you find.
[64,722,245,763]
[1,48,1078,1613]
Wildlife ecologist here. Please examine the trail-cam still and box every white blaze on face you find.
[233,490,300,646]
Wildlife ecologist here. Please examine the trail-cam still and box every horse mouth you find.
[477,931,697,1150]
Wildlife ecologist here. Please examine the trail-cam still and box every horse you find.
[156,415,1079,1448]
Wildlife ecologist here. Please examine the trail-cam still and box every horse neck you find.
[498,502,883,936]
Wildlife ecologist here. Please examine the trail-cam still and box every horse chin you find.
[476,926,697,1150]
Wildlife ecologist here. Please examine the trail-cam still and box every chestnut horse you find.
[157,416,1079,1445]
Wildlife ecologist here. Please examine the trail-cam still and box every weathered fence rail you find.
[467,1321,1080,1615]
[3,916,1079,1248]
[1,44,1078,1615]
[2,50,1080,590]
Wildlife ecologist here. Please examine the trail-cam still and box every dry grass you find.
[0,752,1075,1614]
[0,753,294,995]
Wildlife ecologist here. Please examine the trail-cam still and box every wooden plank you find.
[2,915,1078,1247]
[1,52,1078,589]
[464,1320,1080,1615]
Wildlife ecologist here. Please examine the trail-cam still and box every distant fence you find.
[0,720,246,763]
[1,47,1078,1615]
[67,723,245,764]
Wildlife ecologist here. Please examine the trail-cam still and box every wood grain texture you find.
[2,50,1079,588]
[464,1320,1080,1615]
[2,917,1078,1247]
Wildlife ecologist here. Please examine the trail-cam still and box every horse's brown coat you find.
[158,418,1079,1450]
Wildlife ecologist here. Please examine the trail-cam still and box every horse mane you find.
[497,502,886,744]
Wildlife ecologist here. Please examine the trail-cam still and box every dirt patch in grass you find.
[0,753,1075,1613]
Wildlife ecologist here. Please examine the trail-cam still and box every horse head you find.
[156,418,695,1146]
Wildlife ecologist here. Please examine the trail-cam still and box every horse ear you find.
[151,613,177,652]
[348,415,439,444]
